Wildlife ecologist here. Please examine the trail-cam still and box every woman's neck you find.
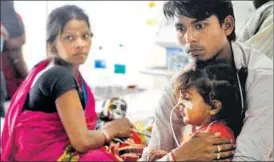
[73,65,79,80]
[52,57,80,80]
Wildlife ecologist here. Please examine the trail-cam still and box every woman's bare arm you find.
[55,89,106,153]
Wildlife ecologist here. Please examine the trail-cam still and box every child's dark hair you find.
[174,61,244,137]
[163,0,236,41]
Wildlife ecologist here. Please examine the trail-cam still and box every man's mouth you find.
[184,44,204,56]
[187,50,204,57]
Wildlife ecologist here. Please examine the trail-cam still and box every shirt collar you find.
[231,41,246,71]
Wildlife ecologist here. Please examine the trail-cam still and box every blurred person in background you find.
[0,24,9,117]
[0,0,29,111]
[237,0,273,59]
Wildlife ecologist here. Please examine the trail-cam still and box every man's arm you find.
[141,78,184,161]
[233,68,273,161]
[242,17,273,59]
[237,2,273,59]
[7,46,28,78]
[3,13,28,78]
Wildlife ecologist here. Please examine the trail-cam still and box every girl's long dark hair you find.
[174,61,246,137]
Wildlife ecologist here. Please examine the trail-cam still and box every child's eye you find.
[184,94,190,100]
[184,97,191,101]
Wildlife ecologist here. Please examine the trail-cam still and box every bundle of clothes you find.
[96,97,153,161]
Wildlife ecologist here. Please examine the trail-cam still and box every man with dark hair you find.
[141,0,273,161]
[237,0,273,59]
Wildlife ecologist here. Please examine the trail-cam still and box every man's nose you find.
[184,28,197,44]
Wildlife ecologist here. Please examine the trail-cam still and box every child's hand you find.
[148,149,168,162]
[109,141,120,155]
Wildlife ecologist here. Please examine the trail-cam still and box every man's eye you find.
[195,23,205,30]
[176,27,186,32]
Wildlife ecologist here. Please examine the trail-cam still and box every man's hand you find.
[173,131,235,161]
[148,149,168,162]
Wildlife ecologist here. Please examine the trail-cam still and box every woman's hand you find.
[173,132,235,161]
[148,149,168,162]
[102,117,134,140]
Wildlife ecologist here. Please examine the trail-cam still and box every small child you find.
[148,62,247,161]
[173,62,245,140]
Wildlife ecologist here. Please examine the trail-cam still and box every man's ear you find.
[209,100,222,115]
[222,15,235,37]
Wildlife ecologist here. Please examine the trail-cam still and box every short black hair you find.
[163,0,236,41]
[174,61,244,137]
